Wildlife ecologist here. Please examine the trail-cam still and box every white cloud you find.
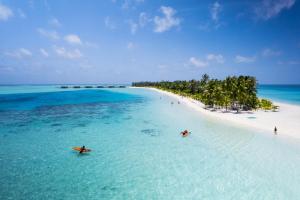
[17,9,26,19]
[40,48,49,57]
[49,18,62,27]
[0,4,13,21]
[0,65,14,72]
[44,0,51,10]
[55,69,63,75]
[262,48,281,57]
[79,60,94,70]
[206,54,224,63]
[53,46,82,59]
[288,60,300,65]
[122,0,130,9]
[210,1,221,22]
[154,6,181,33]
[64,34,82,45]
[127,42,135,49]
[85,42,99,48]
[198,22,210,31]
[128,20,138,34]
[5,48,32,58]
[197,2,222,31]
[37,28,60,40]
[28,0,34,9]
[122,0,131,9]
[189,57,208,67]
[19,48,32,56]
[158,64,167,69]
[139,12,150,27]
[277,60,300,65]
[235,55,256,63]
[127,13,150,34]
[188,54,225,68]
[122,0,144,10]
[104,16,116,29]
[255,0,296,20]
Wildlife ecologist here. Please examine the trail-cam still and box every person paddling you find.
[79,145,86,154]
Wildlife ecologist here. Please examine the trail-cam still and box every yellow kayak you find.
[72,147,91,152]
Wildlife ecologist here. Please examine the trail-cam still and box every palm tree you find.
[132,74,270,112]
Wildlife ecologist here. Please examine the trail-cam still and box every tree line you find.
[132,74,277,112]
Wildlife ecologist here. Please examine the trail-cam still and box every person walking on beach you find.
[274,126,277,135]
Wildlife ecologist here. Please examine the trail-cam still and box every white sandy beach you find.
[136,87,300,139]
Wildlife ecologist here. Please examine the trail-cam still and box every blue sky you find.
[0,0,299,84]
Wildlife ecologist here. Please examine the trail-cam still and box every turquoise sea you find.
[258,84,300,105]
[0,85,300,199]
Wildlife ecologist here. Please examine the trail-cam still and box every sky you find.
[0,0,299,84]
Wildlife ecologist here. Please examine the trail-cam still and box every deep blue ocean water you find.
[0,86,300,199]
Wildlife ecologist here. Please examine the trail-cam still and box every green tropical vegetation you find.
[132,74,278,112]
[260,99,279,111]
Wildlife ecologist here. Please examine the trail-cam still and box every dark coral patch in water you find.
[143,120,150,124]
[123,116,132,120]
[51,123,62,127]
[76,123,87,127]
[141,129,160,136]
[101,186,117,191]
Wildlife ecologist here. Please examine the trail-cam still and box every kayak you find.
[72,147,91,152]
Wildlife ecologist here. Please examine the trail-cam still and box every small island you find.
[133,74,277,112]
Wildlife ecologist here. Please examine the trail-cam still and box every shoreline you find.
[133,87,300,139]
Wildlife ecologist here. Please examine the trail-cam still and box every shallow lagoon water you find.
[0,87,300,199]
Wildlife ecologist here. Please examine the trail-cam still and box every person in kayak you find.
[79,145,86,154]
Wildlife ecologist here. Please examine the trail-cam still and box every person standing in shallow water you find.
[274,126,278,135]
